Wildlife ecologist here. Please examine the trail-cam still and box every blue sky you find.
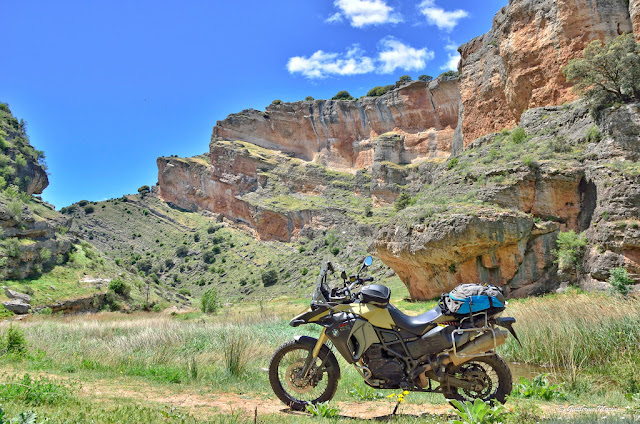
[0,0,506,208]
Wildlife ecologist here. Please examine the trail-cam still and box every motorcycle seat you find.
[387,304,442,336]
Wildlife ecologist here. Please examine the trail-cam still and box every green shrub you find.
[513,374,566,400]
[397,75,412,83]
[563,33,640,109]
[271,99,283,105]
[609,266,634,295]
[175,245,188,257]
[178,288,191,296]
[108,279,130,297]
[306,402,340,418]
[450,399,507,424]
[83,205,94,214]
[202,250,216,264]
[394,191,413,211]
[585,125,602,143]
[14,154,27,168]
[193,233,200,242]
[439,70,460,78]
[509,127,528,144]
[7,200,23,220]
[366,85,394,97]
[0,375,72,406]
[331,247,340,256]
[553,230,587,272]
[261,269,278,287]
[4,238,21,258]
[39,248,51,262]
[301,267,309,276]
[331,90,354,101]
[0,175,6,190]
[136,258,152,274]
[304,96,314,101]
[447,157,459,169]
[206,225,219,234]
[201,287,221,314]
[77,200,88,207]
[418,74,432,82]
[4,325,27,355]
[522,154,539,169]
[137,185,150,196]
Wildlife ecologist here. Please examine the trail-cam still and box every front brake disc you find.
[285,360,315,394]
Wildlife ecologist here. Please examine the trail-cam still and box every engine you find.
[362,344,406,388]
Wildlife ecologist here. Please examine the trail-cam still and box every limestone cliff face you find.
[457,0,633,144]
[374,101,640,299]
[213,78,460,170]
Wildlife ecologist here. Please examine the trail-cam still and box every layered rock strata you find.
[457,0,634,144]
[374,101,640,299]
[212,77,460,170]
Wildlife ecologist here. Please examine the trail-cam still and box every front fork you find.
[301,328,329,377]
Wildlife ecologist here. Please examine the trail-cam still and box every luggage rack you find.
[451,311,499,359]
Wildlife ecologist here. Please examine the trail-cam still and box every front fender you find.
[293,335,341,380]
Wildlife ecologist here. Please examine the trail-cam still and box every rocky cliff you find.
[457,0,634,144]
[213,77,460,170]
[374,100,640,299]
[0,103,74,280]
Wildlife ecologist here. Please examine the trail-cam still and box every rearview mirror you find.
[363,256,373,267]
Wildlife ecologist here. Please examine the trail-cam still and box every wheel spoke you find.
[276,347,330,403]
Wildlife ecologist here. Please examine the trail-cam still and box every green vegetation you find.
[553,231,587,272]
[366,85,394,97]
[563,33,640,110]
[305,402,340,418]
[331,90,354,101]
[200,287,220,314]
[513,374,566,401]
[108,279,130,297]
[450,399,507,424]
[609,266,634,295]
[418,75,432,82]
[261,269,278,287]
[397,75,411,83]
[394,192,413,212]
[304,96,314,101]
[439,70,460,78]
[271,99,283,105]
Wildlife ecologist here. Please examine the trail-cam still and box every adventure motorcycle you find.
[268,256,519,410]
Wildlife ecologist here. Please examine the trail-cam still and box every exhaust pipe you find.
[415,328,509,388]
[448,328,508,366]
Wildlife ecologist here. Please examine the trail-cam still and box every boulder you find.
[3,287,31,303]
[2,299,31,314]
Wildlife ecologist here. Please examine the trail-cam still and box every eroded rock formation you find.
[457,0,634,144]
[213,78,460,170]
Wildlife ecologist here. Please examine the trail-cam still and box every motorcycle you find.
[268,256,519,410]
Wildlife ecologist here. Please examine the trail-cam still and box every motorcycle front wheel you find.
[442,354,512,404]
[269,338,340,410]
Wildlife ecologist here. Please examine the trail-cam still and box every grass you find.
[0,291,639,422]
[500,290,640,396]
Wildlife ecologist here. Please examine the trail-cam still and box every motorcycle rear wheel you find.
[442,354,512,404]
[269,338,340,411]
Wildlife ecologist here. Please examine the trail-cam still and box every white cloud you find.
[419,0,468,31]
[328,0,402,27]
[441,41,460,71]
[378,38,433,74]
[287,45,376,79]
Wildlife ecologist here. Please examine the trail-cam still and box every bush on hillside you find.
[176,245,188,257]
[201,287,221,314]
[563,33,640,110]
[305,96,314,101]
[108,279,130,297]
[137,185,150,196]
[418,75,433,82]
[397,75,412,83]
[609,266,634,295]
[366,85,394,97]
[332,91,354,101]
[553,231,587,272]
[261,269,278,287]
[271,99,283,105]
[394,192,413,211]
[83,205,94,214]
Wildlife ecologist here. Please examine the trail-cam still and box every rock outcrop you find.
[374,101,640,299]
[213,77,460,170]
[457,0,634,144]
